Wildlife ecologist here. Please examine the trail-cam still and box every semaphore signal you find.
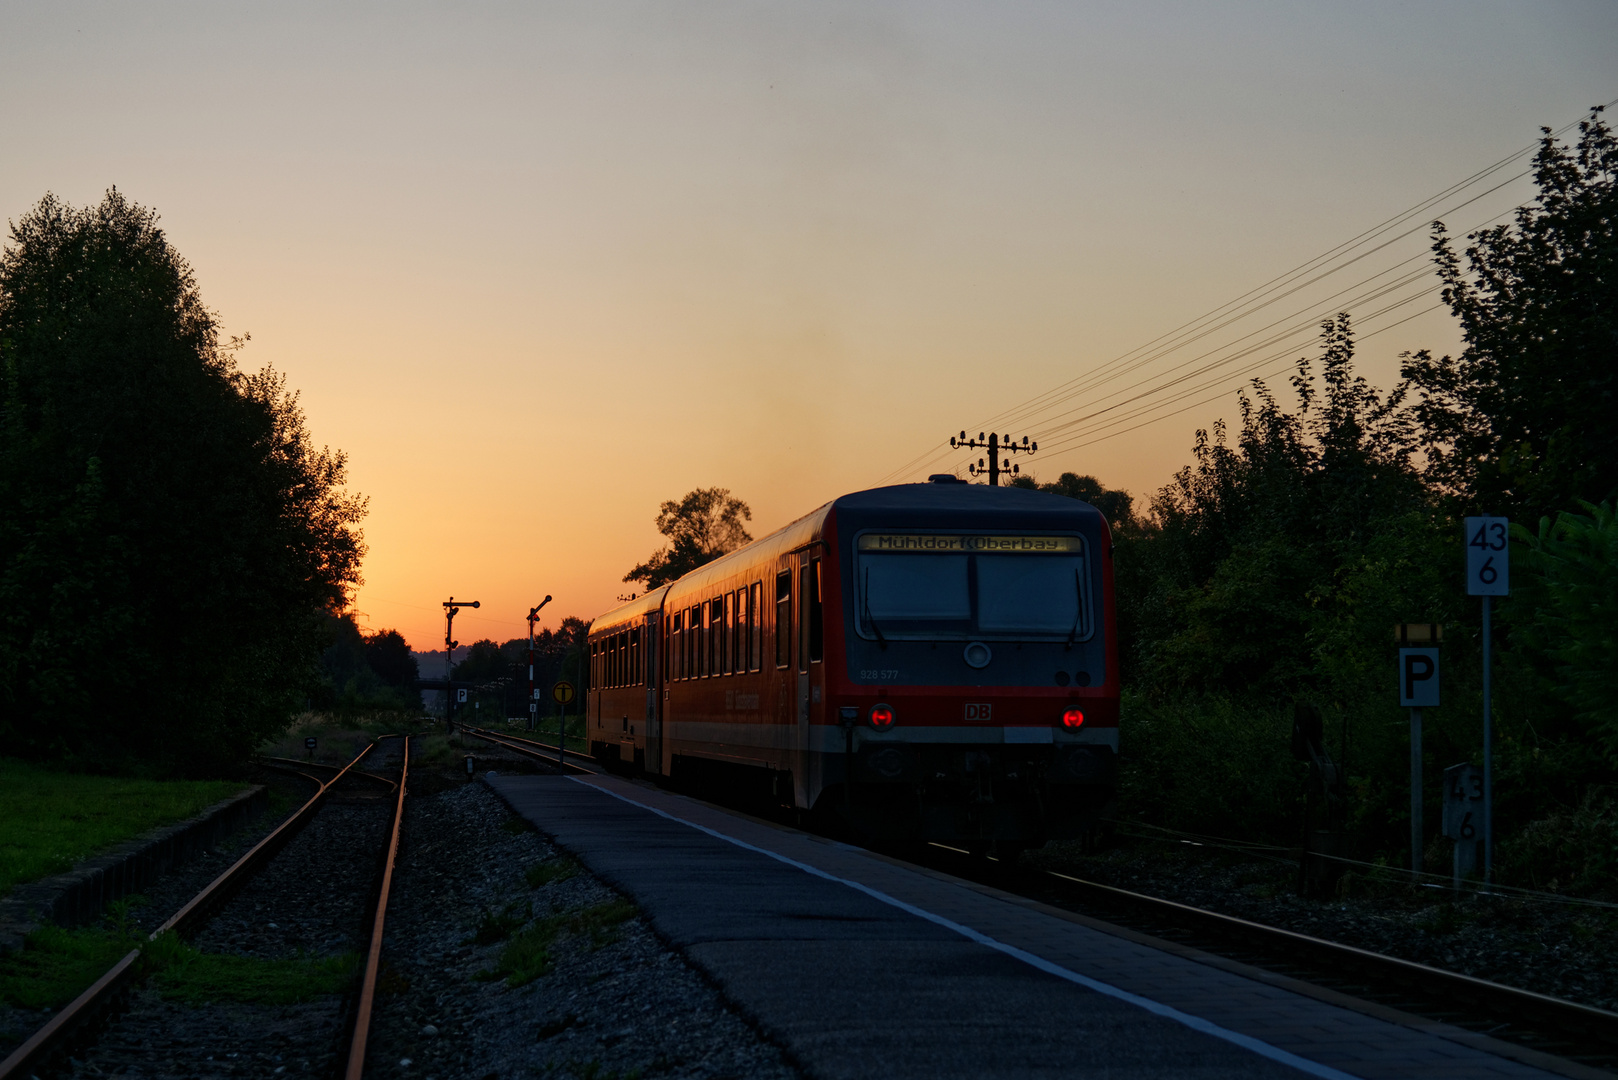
[949,431,1037,487]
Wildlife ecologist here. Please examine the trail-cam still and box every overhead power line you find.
[879,99,1618,487]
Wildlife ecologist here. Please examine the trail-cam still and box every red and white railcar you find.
[586,476,1118,850]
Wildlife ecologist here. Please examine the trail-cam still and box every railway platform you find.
[487,772,1598,1080]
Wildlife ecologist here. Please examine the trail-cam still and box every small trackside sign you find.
[965,703,992,721]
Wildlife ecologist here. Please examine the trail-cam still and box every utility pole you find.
[443,596,480,729]
[527,596,553,732]
[950,431,1038,486]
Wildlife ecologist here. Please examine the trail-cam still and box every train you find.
[584,474,1119,855]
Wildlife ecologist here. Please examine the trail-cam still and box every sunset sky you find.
[3,2,1614,651]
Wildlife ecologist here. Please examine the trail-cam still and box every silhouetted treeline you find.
[0,190,365,776]
[451,618,590,718]
[311,615,419,713]
[1020,114,1616,893]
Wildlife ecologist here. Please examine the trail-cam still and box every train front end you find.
[820,480,1119,852]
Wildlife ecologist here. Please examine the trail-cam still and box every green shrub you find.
[1509,502,1618,766]
[485,900,637,988]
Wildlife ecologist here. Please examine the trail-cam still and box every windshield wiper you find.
[863,567,887,649]
[1066,567,1083,649]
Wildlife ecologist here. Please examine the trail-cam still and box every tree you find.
[1403,108,1618,517]
[451,639,511,684]
[623,487,752,590]
[0,190,366,774]
[311,615,416,713]
[363,629,419,688]
[1011,472,1137,532]
[1140,314,1425,695]
[1508,501,1618,767]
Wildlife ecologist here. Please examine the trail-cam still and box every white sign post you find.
[1442,761,1484,887]
[1465,516,1508,884]
[1399,646,1440,873]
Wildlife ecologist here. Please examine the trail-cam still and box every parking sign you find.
[1398,648,1440,707]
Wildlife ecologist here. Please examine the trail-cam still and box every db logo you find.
[965,703,992,721]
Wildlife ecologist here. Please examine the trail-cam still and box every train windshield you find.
[855,533,1090,641]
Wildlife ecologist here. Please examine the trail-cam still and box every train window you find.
[631,626,640,687]
[749,582,762,671]
[715,599,728,676]
[689,608,702,676]
[694,604,705,678]
[670,612,682,681]
[723,592,735,675]
[797,564,810,674]
[857,538,1090,641]
[809,559,824,663]
[735,587,749,672]
[775,572,791,669]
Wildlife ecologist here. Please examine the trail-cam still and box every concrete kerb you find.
[0,785,269,955]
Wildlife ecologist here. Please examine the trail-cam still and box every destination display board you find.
[857,534,1082,554]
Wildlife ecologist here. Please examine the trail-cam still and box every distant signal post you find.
[443,596,480,726]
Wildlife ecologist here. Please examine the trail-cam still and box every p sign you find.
[456,688,469,703]
[1465,516,1509,596]
[1399,648,1440,707]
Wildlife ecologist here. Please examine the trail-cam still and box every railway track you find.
[455,732,1618,1074]
[0,736,412,1080]
[458,725,595,774]
[915,844,1618,1077]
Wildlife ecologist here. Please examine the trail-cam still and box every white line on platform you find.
[574,776,1361,1080]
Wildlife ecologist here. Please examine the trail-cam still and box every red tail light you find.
[869,704,895,729]
[1062,708,1085,729]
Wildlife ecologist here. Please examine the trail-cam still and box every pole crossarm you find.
[948,430,1038,486]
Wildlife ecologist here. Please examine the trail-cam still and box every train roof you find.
[588,480,1107,629]
[587,583,671,634]
[830,481,1106,521]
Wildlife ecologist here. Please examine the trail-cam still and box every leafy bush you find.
[1117,692,1302,842]
[1496,788,1618,898]
[1508,502,1618,766]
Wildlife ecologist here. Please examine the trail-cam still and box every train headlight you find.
[1061,708,1085,729]
[869,704,895,729]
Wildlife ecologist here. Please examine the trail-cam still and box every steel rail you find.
[459,725,597,774]
[1034,869,1618,1060]
[261,755,398,791]
[343,735,410,1079]
[0,741,384,1080]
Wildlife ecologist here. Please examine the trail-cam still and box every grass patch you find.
[485,900,637,988]
[525,859,578,888]
[471,900,532,945]
[0,921,142,1010]
[0,760,248,897]
[0,903,357,1011]
[145,933,359,1005]
[501,816,531,835]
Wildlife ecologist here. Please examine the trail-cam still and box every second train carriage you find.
[586,475,1119,850]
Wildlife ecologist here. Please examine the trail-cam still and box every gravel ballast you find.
[1030,836,1618,1012]
[364,772,799,1080]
